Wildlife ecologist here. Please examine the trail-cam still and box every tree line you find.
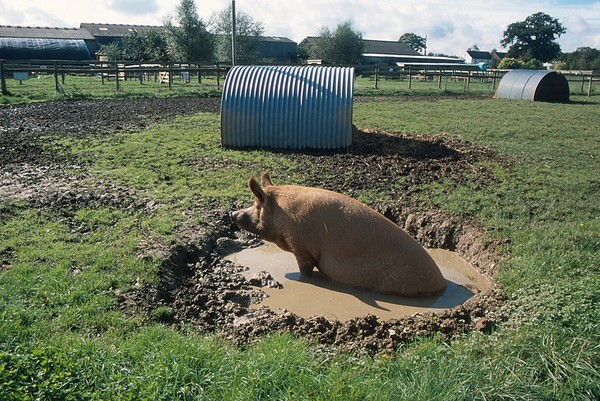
[100,0,264,64]
[102,1,599,71]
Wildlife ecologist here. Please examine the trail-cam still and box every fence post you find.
[54,63,60,93]
[115,63,120,91]
[408,67,412,89]
[198,65,202,84]
[375,67,379,89]
[588,75,593,97]
[0,60,8,95]
[217,65,221,89]
[168,63,173,90]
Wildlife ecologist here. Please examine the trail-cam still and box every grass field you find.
[1,94,599,399]
[2,71,596,104]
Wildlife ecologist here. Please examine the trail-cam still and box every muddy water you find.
[225,242,492,321]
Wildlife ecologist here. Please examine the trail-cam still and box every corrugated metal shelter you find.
[496,69,569,102]
[221,65,354,150]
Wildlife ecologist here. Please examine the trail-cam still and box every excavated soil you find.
[1,96,509,354]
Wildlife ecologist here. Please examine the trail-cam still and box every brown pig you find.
[230,172,447,297]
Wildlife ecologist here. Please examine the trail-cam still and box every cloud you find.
[1,0,599,55]
[107,0,159,16]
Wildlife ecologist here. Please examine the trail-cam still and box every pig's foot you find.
[296,256,316,277]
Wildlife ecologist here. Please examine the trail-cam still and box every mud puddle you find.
[225,241,491,321]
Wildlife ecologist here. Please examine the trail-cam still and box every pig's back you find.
[273,185,446,296]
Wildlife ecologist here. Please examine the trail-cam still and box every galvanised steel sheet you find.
[221,65,354,149]
[496,69,569,102]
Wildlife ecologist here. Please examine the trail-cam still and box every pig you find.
[230,172,447,297]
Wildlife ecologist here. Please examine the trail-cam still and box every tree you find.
[302,21,363,65]
[208,5,264,64]
[98,42,122,61]
[500,12,566,62]
[122,29,169,61]
[398,33,426,54]
[164,0,214,62]
[559,47,600,70]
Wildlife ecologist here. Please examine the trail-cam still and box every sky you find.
[1,0,599,56]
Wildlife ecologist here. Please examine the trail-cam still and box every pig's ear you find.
[261,171,274,187]
[249,176,267,204]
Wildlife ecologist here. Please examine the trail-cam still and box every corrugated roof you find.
[496,69,569,102]
[80,23,161,37]
[300,37,421,57]
[0,25,94,40]
[0,37,92,60]
[362,39,420,56]
[259,36,296,44]
[221,65,354,150]
[466,50,508,59]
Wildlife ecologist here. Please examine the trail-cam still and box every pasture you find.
[0,93,598,400]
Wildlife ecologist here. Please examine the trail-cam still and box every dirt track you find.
[0,97,508,354]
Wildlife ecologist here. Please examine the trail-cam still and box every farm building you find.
[462,49,507,66]
[361,39,421,64]
[79,23,162,49]
[0,23,297,63]
[258,36,298,63]
[298,37,464,66]
[0,23,161,61]
[0,25,94,60]
[299,37,422,64]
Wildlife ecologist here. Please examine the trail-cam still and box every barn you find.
[1,23,297,63]
[257,36,298,63]
[0,25,94,60]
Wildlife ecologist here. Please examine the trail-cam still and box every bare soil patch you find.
[1,97,509,354]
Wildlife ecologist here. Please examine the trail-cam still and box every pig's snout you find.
[229,207,261,235]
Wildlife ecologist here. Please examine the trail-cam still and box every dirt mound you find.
[1,97,509,354]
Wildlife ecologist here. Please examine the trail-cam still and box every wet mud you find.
[225,242,492,321]
[1,97,509,354]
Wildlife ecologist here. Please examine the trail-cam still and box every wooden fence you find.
[0,60,230,96]
[1,59,598,97]
[355,65,599,96]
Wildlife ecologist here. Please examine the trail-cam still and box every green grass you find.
[2,71,597,104]
[0,74,223,104]
[1,96,599,399]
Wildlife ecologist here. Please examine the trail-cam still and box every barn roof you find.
[259,36,296,44]
[300,37,421,56]
[0,25,94,40]
[80,23,162,37]
[362,39,420,56]
[0,37,92,60]
[466,49,508,60]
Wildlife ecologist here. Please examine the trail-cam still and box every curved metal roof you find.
[221,65,354,150]
[496,69,569,102]
[0,37,92,60]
